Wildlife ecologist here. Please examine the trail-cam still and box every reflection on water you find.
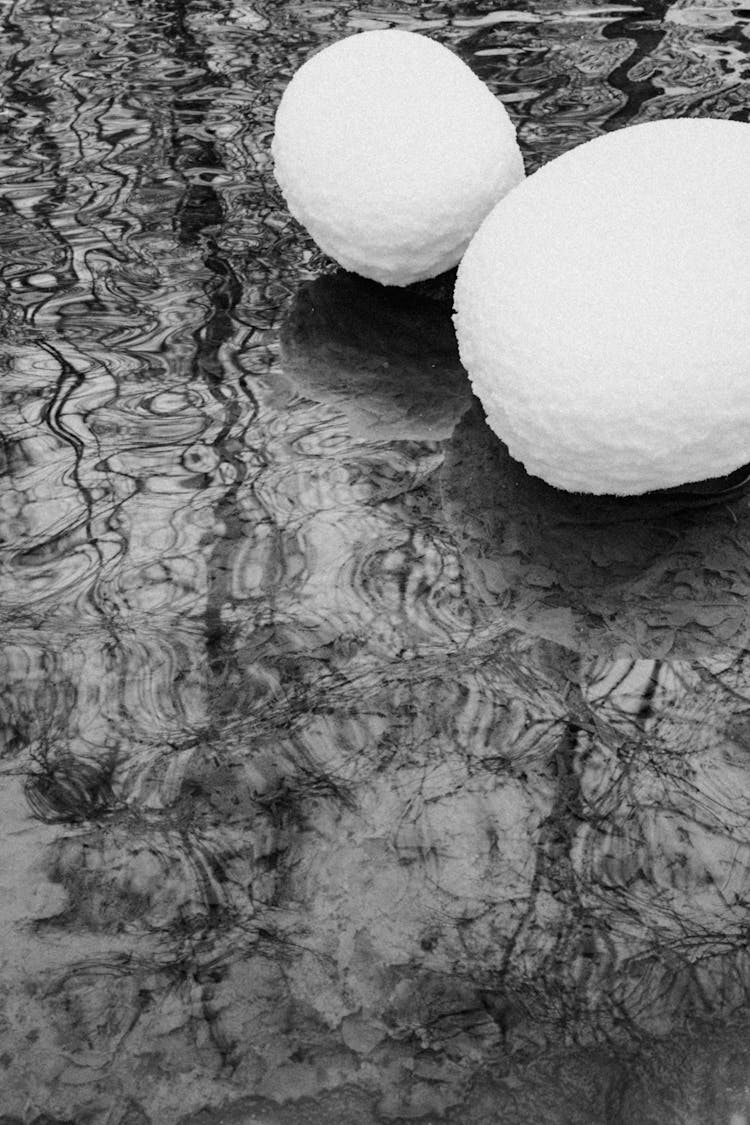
[3,0,750,1122]
[280,273,471,441]
[443,400,750,657]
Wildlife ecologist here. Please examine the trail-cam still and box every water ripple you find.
[4,0,750,1120]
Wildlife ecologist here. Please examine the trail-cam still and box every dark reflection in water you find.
[280,273,470,441]
[3,1,750,1123]
[443,401,750,657]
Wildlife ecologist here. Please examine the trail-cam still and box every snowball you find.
[453,118,750,495]
[272,29,525,287]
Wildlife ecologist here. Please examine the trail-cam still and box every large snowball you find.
[454,118,750,495]
[272,30,524,287]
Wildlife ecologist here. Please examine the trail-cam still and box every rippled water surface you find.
[3,1,750,1122]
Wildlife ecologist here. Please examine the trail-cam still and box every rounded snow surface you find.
[272,30,525,287]
[454,118,750,495]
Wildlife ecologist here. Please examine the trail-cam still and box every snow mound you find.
[273,29,525,287]
[454,118,750,494]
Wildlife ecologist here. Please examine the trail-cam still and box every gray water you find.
[3,1,750,1122]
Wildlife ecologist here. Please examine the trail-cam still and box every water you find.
[2,1,750,1122]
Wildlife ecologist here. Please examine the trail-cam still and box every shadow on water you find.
[279,271,470,441]
[4,1,750,1124]
[443,399,750,658]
